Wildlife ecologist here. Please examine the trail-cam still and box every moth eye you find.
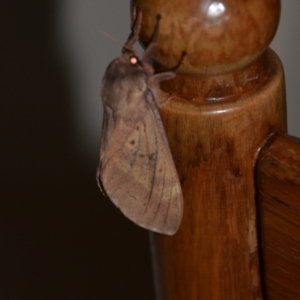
[130,57,138,65]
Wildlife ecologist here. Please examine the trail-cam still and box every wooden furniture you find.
[257,134,300,299]
[132,0,299,299]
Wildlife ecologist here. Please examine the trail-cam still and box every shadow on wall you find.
[1,2,154,299]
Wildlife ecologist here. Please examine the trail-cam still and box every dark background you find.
[1,2,154,299]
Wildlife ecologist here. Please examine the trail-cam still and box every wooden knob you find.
[133,0,280,75]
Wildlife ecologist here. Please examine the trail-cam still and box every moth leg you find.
[131,5,137,29]
[157,93,175,108]
[142,14,161,63]
[170,51,187,72]
[123,6,142,52]
[153,51,187,82]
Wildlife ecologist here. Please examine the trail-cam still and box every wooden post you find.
[256,134,300,299]
[133,0,283,299]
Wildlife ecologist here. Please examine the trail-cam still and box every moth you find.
[96,9,184,235]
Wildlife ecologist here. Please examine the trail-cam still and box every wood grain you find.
[256,134,300,299]
[150,49,286,300]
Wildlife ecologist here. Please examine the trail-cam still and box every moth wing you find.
[97,91,183,235]
[96,104,114,194]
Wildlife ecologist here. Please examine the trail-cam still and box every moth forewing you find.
[97,9,184,235]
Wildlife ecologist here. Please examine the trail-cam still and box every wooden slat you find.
[256,134,300,299]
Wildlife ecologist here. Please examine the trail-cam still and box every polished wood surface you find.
[257,134,300,299]
[130,0,290,299]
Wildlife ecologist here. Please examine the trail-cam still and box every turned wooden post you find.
[132,0,283,299]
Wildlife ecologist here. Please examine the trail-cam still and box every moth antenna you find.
[99,29,141,57]
[99,29,124,48]
[142,14,161,63]
[122,6,142,53]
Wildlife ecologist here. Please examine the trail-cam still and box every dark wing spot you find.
[136,126,139,130]
[149,153,155,160]
[130,140,135,145]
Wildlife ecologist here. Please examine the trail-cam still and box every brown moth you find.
[96,9,184,235]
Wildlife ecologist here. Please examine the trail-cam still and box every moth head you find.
[120,49,154,75]
[121,49,143,68]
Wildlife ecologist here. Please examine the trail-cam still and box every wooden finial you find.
[133,0,280,75]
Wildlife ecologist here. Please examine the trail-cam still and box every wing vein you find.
[150,158,166,225]
[100,127,134,171]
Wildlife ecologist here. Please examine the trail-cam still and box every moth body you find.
[97,10,184,235]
